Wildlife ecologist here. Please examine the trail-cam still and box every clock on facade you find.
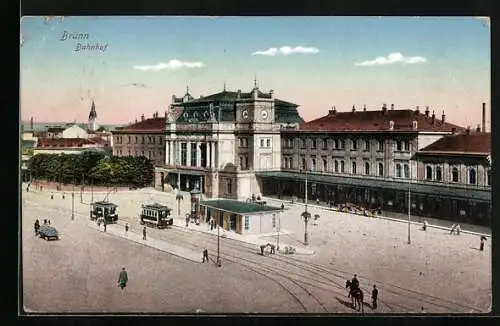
[260,110,269,120]
[242,110,249,120]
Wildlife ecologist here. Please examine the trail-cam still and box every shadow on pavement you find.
[335,297,355,310]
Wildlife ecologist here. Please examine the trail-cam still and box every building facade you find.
[412,131,491,225]
[154,84,303,199]
[111,113,165,167]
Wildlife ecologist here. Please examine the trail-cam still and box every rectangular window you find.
[365,140,370,151]
[240,156,244,168]
[245,156,249,169]
[266,139,271,147]
[352,140,357,151]
[260,139,265,147]
[340,140,345,149]
[311,139,316,149]
[378,140,384,151]
[404,140,410,151]
[340,160,345,173]
[396,140,402,151]
[311,158,317,172]
[322,138,328,150]
[181,143,187,165]
[190,143,197,166]
[301,139,306,149]
[244,216,249,230]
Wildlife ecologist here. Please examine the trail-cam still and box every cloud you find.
[251,46,320,56]
[355,53,427,66]
[133,60,205,71]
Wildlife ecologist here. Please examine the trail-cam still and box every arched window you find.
[451,167,459,182]
[301,139,306,149]
[352,161,357,174]
[323,159,327,171]
[426,166,433,180]
[341,140,345,149]
[334,139,339,149]
[334,160,339,173]
[365,162,370,175]
[378,163,384,176]
[340,160,345,173]
[436,166,442,181]
[396,164,402,178]
[301,157,306,170]
[469,168,476,185]
[404,164,410,178]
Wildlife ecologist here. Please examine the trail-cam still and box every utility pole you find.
[407,163,411,244]
[80,172,84,203]
[276,212,281,251]
[302,169,311,245]
[71,175,75,220]
[216,211,221,267]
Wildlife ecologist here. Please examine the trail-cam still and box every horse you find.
[345,280,364,312]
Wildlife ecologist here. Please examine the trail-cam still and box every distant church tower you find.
[88,100,97,132]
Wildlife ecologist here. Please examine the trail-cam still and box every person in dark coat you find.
[202,248,209,263]
[372,285,378,309]
[103,221,107,232]
[118,267,128,290]
[34,220,40,235]
[281,203,285,210]
[125,223,129,234]
[142,227,147,240]
[480,236,486,251]
[351,274,359,290]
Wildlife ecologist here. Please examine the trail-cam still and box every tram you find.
[140,203,174,228]
[90,201,119,223]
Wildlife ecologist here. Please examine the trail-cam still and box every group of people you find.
[347,274,379,310]
[450,224,462,235]
[33,218,51,235]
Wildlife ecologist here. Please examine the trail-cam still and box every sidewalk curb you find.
[87,221,201,263]
[263,197,492,239]
[170,219,316,255]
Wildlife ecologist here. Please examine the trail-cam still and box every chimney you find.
[425,106,430,117]
[482,102,486,132]
[363,104,366,112]
[30,117,33,130]
[431,110,435,125]
[415,106,420,115]
[328,106,337,116]
[352,105,356,113]
[141,114,145,121]
[476,124,481,132]
[382,103,388,114]
[391,103,394,110]
[441,110,446,123]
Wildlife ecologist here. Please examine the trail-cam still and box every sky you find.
[20,16,490,129]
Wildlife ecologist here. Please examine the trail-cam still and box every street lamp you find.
[301,210,311,246]
[276,211,281,251]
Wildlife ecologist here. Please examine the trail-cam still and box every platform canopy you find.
[200,199,282,215]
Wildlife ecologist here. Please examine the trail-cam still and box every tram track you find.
[23,197,487,313]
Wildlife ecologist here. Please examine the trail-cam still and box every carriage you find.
[90,201,119,223]
[38,225,59,241]
[140,203,174,229]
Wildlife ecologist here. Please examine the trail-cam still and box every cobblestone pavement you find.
[21,186,492,314]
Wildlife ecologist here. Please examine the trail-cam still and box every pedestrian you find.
[50,193,54,200]
[268,243,276,254]
[450,224,456,235]
[48,220,51,225]
[260,244,266,255]
[372,285,378,309]
[480,236,486,251]
[62,192,65,199]
[281,202,284,210]
[185,215,190,227]
[422,220,428,231]
[351,274,359,290]
[210,218,214,231]
[316,198,320,205]
[142,226,147,240]
[202,248,209,263]
[456,224,461,235]
[34,220,40,235]
[117,267,128,290]
[252,193,256,202]
[125,223,129,235]
[103,221,107,232]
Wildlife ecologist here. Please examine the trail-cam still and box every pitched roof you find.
[36,138,96,147]
[419,132,491,155]
[175,89,298,107]
[114,117,165,132]
[299,108,465,132]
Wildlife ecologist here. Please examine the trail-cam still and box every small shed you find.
[200,199,283,235]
